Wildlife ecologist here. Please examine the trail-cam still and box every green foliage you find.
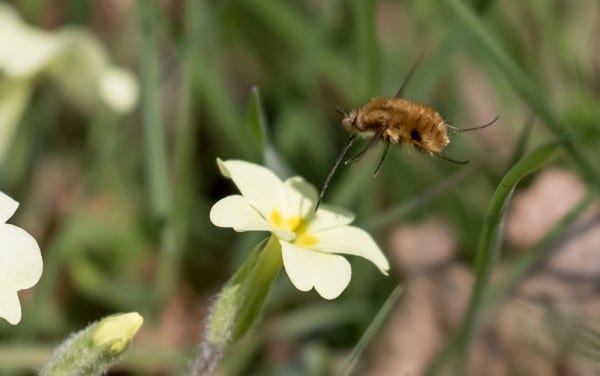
[1,0,599,374]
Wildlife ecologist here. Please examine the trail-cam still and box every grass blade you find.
[243,86,267,161]
[426,140,560,375]
[137,0,178,310]
[340,285,403,376]
[486,191,597,309]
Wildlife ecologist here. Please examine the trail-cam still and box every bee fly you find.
[316,59,498,209]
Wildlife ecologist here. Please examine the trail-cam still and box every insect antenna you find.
[345,129,384,165]
[435,154,469,165]
[446,115,499,133]
[373,141,390,177]
[316,133,358,210]
[394,54,424,98]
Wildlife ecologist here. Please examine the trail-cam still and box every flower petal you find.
[210,195,294,240]
[0,191,18,223]
[0,224,43,289]
[98,66,138,113]
[209,195,272,232]
[0,290,22,325]
[0,224,42,325]
[0,7,62,78]
[280,241,351,299]
[282,176,318,218]
[308,203,355,233]
[217,159,284,218]
[310,226,389,275]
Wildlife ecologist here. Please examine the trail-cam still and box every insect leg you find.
[316,133,358,210]
[373,141,390,177]
[434,154,469,164]
[345,129,384,165]
[446,115,499,132]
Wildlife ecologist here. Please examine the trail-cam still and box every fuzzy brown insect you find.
[316,60,498,209]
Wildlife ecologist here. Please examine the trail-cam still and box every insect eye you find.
[410,129,422,142]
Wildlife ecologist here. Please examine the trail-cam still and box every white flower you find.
[0,191,43,325]
[0,3,138,163]
[210,159,389,299]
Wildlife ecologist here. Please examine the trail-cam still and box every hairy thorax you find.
[350,98,450,155]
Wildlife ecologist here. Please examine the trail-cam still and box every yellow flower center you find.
[269,209,318,247]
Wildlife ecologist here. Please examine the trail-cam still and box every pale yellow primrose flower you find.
[0,3,138,163]
[0,3,138,111]
[210,159,389,299]
[0,191,42,325]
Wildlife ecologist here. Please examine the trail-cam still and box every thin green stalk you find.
[137,0,178,309]
[172,0,201,250]
[462,142,558,345]
[340,285,403,376]
[506,112,535,168]
[192,236,283,375]
[426,140,560,375]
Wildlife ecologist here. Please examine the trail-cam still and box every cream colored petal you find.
[0,290,22,325]
[98,66,138,113]
[47,29,108,113]
[307,203,355,233]
[0,191,18,223]
[0,224,42,325]
[0,224,43,288]
[0,4,62,79]
[282,176,318,218]
[209,195,295,241]
[310,226,389,275]
[209,195,272,233]
[280,241,351,299]
[217,159,284,218]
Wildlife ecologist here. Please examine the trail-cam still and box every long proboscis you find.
[316,133,357,210]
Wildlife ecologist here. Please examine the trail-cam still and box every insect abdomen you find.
[391,100,448,154]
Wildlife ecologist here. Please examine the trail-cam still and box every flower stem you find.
[191,236,282,375]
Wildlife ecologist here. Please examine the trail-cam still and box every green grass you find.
[1,0,599,374]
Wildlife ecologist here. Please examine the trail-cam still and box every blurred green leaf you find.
[267,299,372,340]
[243,86,267,159]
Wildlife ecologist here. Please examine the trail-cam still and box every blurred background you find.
[1,0,599,375]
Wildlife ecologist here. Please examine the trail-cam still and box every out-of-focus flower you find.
[0,191,42,325]
[0,3,138,162]
[210,159,389,299]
